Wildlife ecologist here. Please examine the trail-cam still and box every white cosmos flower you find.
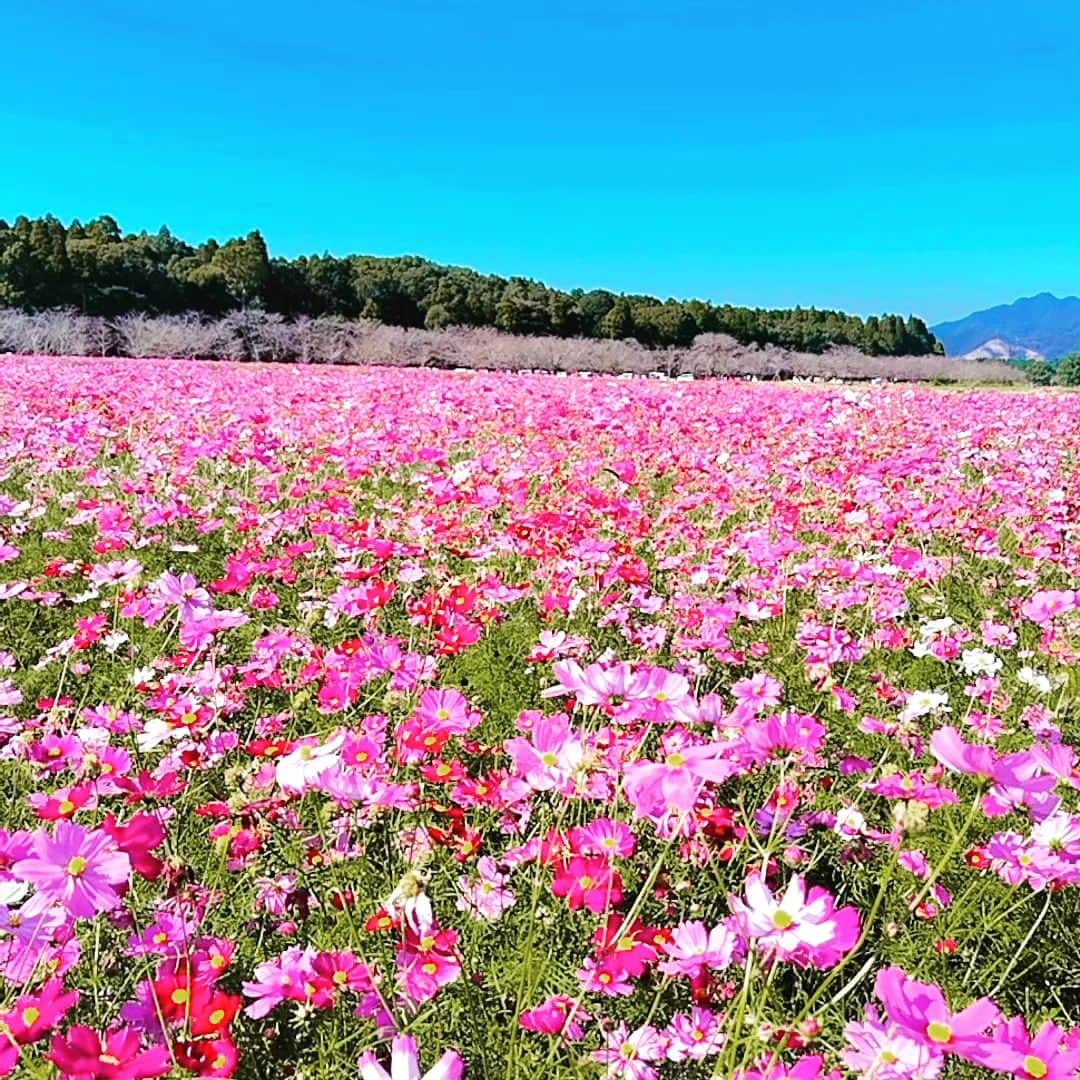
[900,689,950,723]
[960,649,1002,677]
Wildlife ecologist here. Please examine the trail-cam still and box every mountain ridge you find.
[933,292,1080,359]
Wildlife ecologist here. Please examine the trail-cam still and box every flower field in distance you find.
[0,354,1078,1079]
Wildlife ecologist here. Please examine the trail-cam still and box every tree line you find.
[1019,355,1080,387]
[0,214,943,355]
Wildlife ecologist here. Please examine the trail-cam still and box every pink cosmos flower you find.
[551,855,623,913]
[519,996,591,1041]
[504,713,584,793]
[591,915,663,979]
[456,857,516,921]
[274,731,346,794]
[1020,589,1076,624]
[591,1022,665,1079]
[740,1053,826,1080]
[964,1015,1080,1079]
[0,905,79,986]
[658,920,738,978]
[14,822,131,919]
[397,925,462,1003]
[47,1025,171,1079]
[664,1007,726,1061]
[88,560,142,588]
[731,672,783,715]
[873,966,1001,1059]
[731,873,860,969]
[861,772,959,809]
[242,947,319,1018]
[541,660,645,716]
[577,956,635,997]
[414,688,474,734]
[842,1008,943,1080]
[741,712,827,765]
[626,667,695,724]
[983,755,1062,823]
[570,818,637,859]
[623,741,737,818]
[0,976,79,1046]
[358,1034,464,1080]
[929,726,997,777]
[155,570,214,621]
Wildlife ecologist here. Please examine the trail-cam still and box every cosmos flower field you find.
[0,355,1078,1080]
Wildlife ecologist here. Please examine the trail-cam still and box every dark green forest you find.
[0,214,942,355]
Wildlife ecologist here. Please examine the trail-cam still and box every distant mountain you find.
[959,338,1044,362]
[933,293,1080,359]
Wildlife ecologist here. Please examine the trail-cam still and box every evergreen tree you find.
[0,213,946,356]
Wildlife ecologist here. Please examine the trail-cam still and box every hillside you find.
[0,214,941,356]
[933,292,1080,358]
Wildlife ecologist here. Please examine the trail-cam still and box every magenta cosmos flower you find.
[623,742,737,818]
[873,966,1001,1060]
[966,1016,1080,1079]
[13,822,131,920]
[47,1024,171,1079]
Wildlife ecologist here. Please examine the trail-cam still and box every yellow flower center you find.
[772,910,794,930]
[540,752,559,767]
[209,1008,226,1025]
[67,856,88,877]
[665,752,686,768]
[170,989,189,1006]
[99,1054,121,1066]
[926,1021,952,1044]
[1024,1056,1049,1079]
[578,876,595,890]
[58,799,76,815]
[21,1007,40,1027]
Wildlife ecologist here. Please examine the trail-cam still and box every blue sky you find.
[3,0,1078,323]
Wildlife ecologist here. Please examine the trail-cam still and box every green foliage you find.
[0,214,944,355]
[1054,353,1080,386]
[1027,359,1054,385]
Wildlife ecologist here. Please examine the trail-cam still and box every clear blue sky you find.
[3,0,1078,324]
